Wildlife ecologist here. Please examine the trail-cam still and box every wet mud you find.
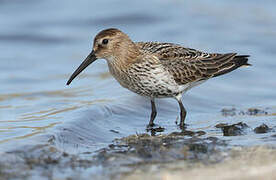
[121,146,276,180]
[0,131,226,180]
[216,121,273,136]
[1,119,275,180]
[254,124,271,134]
[216,122,249,136]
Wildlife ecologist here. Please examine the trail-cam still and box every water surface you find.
[0,0,276,154]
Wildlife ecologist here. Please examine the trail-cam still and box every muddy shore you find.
[1,108,276,180]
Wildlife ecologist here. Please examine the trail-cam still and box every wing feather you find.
[136,42,250,85]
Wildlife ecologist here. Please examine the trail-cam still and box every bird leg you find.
[176,94,187,128]
[178,100,187,128]
[148,98,157,127]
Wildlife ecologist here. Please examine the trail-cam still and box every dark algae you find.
[254,124,271,134]
[216,122,249,136]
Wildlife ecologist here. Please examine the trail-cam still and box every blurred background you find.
[0,0,275,153]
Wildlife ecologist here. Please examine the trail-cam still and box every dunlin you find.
[67,28,250,128]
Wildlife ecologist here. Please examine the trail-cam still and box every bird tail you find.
[213,54,251,77]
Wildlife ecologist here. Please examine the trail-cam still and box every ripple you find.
[0,87,94,102]
[0,122,60,144]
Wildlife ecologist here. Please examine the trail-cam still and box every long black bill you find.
[66,51,97,85]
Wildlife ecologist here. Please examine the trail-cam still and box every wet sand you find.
[123,146,276,180]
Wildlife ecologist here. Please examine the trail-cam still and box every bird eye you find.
[102,39,108,45]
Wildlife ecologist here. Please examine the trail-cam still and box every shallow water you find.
[1,0,276,158]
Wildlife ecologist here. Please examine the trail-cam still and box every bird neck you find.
[108,41,141,70]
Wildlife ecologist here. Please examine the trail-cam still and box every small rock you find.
[221,108,236,116]
[215,123,228,128]
[254,124,270,134]
[245,108,268,116]
[217,122,248,136]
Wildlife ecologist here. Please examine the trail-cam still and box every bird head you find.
[66,28,139,85]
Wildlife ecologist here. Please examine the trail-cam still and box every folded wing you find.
[136,42,250,85]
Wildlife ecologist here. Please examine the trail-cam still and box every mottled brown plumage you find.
[137,42,250,85]
[67,28,250,128]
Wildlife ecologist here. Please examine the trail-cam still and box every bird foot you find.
[179,123,188,130]
[146,125,165,136]
[146,123,156,129]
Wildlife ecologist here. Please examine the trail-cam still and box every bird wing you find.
[136,42,249,85]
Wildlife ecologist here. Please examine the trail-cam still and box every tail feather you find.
[213,55,251,77]
[234,55,251,66]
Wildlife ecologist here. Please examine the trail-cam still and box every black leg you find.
[148,99,157,127]
[177,98,187,128]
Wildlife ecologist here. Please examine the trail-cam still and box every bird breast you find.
[107,58,181,98]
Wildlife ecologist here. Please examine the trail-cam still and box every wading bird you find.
[67,28,250,128]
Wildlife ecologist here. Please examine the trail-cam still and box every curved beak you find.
[66,51,97,85]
